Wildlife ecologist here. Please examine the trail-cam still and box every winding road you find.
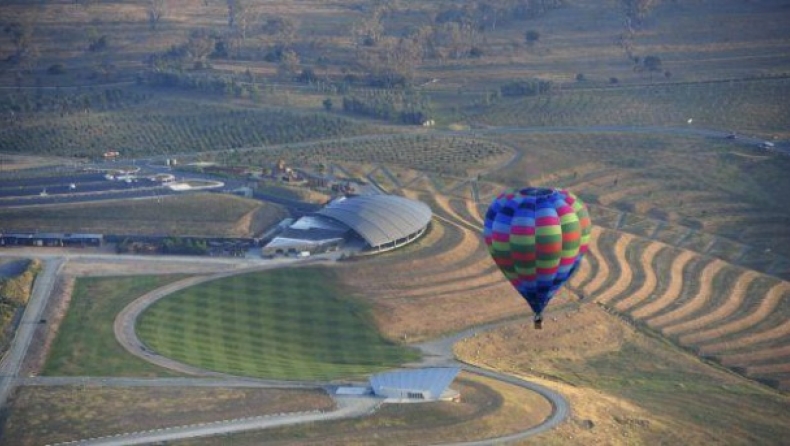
[4,124,786,444]
[0,251,569,446]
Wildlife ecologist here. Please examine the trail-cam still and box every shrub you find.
[47,63,66,75]
[525,30,540,44]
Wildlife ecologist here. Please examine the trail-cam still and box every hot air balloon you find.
[483,187,591,329]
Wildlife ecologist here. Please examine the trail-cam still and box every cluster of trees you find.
[161,237,209,255]
[341,91,431,125]
[116,237,209,255]
[433,0,566,32]
[3,21,37,69]
[137,69,260,99]
[348,1,565,88]
[622,0,660,27]
[0,260,42,349]
[500,78,553,97]
[0,88,151,116]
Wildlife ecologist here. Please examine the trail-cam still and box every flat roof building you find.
[370,367,461,402]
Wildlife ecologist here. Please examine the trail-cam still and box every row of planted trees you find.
[0,259,42,352]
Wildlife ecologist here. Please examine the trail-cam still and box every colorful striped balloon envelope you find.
[483,187,591,328]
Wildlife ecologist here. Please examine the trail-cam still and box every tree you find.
[227,0,257,40]
[148,0,168,31]
[622,0,659,26]
[643,54,662,80]
[185,30,216,62]
[322,98,333,111]
[277,49,300,80]
[524,29,540,45]
[262,16,297,48]
[643,55,661,72]
[4,22,33,61]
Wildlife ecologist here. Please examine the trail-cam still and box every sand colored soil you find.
[568,253,593,289]
[614,243,664,312]
[466,198,484,226]
[719,344,790,367]
[533,162,605,187]
[746,363,790,376]
[580,227,609,296]
[661,270,760,336]
[630,250,696,320]
[434,194,483,232]
[646,258,727,329]
[699,320,790,356]
[598,184,657,207]
[680,281,790,346]
[594,233,636,305]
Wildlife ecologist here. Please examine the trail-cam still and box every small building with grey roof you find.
[335,367,461,403]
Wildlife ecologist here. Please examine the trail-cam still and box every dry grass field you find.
[1,386,334,446]
[455,305,790,446]
[172,373,552,446]
[0,192,287,237]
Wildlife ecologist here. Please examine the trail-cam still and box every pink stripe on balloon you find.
[492,232,509,242]
[510,226,535,235]
[536,216,560,226]
[556,204,574,216]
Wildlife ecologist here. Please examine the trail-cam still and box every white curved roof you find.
[316,195,432,248]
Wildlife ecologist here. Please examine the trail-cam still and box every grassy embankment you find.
[42,274,188,377]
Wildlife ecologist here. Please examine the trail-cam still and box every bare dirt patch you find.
[614,243,664,312]
[631,250,695,319]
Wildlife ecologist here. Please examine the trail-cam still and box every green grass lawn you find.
[43,275,190,377]
[135,267,421,381]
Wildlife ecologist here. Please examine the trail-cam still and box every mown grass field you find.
[0,193,287,237]
[135,267,420,380]
[42,274,188,377]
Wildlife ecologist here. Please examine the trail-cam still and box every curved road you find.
[0,251,569,445]
[8,124,781,444]
[100,255,570,446]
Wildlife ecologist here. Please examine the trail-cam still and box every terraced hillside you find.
[334,161,790,391]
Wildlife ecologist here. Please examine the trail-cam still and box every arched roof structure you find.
[316,195,432,249]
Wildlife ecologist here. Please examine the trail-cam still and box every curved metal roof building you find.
[317,195,432,252]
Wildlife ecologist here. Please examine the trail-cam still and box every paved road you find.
[0,251,567,445]
[7,124,780,444]
[50,396,382,446]
[0,257,63,408]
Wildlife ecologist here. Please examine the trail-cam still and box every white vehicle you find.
[758,141,775,150]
